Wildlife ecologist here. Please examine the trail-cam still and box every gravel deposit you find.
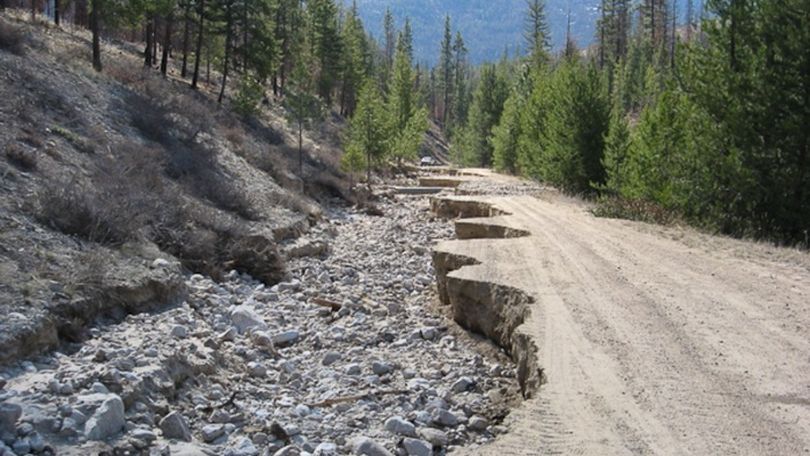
[0,193,519,456]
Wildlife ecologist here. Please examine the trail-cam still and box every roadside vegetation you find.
[435,0,809,248]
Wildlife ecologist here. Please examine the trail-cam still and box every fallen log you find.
[307,389,410,408]
[311,297,342,312]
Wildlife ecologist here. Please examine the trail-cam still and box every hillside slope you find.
[0,14,346,364]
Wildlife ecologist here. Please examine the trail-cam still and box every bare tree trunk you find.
[191,0,204,89]
[298,122,303,175]
[145,16,154,67]
[217,4,233,104]
[91,0,101,71]
[180,2,191,78]
[31,0,36,21]
[160,13,172,76]
[54,0,60,25]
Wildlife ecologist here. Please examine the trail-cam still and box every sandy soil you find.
[433,185,810,455]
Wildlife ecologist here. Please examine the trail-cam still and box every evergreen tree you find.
[524,0,550,66]
[437,15,454,127]
[308,0,342,105]
[346,80,389,186]
[539,59,610,193]
[284,49,324,175]
[339,2,367,116]
[456,63,508,166]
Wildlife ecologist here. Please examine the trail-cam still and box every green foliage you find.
[389,106,428,162]
[539,59,610,193]
[345,79,390,179]
[308,0,342,104]
[233,76,264,117]
[454,63,508,167]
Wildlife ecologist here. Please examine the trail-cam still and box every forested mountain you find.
[347,0,691,64]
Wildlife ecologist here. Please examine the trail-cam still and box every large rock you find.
[384,416,416,437]
[402,438,432,456]
[418,428,448,447]
[84,395,126,441]
[351,436,394,456]
[0,402,22,434]
[230,307,268,334]
[160,411,192,442]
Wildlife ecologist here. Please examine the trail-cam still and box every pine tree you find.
[450,31,470,131]
[339,2,368,116]
[524,0,550,66]
[437,15,454,127]
[308,0,342,105]
[492,68,531,174]
[456,63,508,166]
[346,80,389,186]
[284,51,324,175]
[540,59,610,193]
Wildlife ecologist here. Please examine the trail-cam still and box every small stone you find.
[247,362,266,378]
[91,382,109,394]
[402,438,432,456]
[313,442,338,456]
[451,377,475,393]
[273,446,301,456]
[219,327,238,342]
[230,307,268,334]
[383,416,416,437]
[272,330,300,347]
[28,432,46,452]
[226,436,258,456]
[468,416,489,432]
[418,428,448,447]
[371,361,393,376]
[16,422,33,436]
[419,327,439,341]
[131,428,157,447]
[351,436,393,456]
[59,417,78,437]
[171,325,188,339]
[12,438,30,455]
[294,404,311,417]
[84,395,126,441]
[251,331,275,349]
[345,364,362,375]
[159,411,192,442]
[432,409,459,427]
[321,352,341,366]
[201,424,225,443]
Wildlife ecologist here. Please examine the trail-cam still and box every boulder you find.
[159,411,192,442]
[84,395,126,441]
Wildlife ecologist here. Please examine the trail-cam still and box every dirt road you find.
[433,188,810,455]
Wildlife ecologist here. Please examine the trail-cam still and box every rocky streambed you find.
[0,192,520,456]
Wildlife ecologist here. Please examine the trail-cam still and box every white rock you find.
[312,442,338,456]
[321,352,341,366]
[171,325,188,339]
[371,361,393,376]
[230,307,268,334]
[201,424,225,443]
[402,438,432,456]
[351,436,393,456]
[468,416,489,432]
[450,377,475,393]
[272,330,300,347]
[418,428,448,447]
[384,416,416,437]
[159,411,192,442]
[84,395,126,441]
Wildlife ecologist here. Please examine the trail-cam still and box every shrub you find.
[5,144,37,170]
[0,21,26,56]
[232,77,264,118]
[592,196,682,226]
[52,125,95,154]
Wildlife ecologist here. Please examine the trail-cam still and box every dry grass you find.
[593,196,683,226]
